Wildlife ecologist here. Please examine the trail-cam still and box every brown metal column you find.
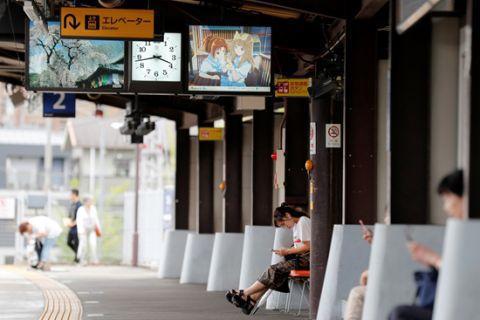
[198,121,215,234]
[309,90,343,319]
[175,128,190,230]
[252,103,274,225]
[285,98,310,206]
[224,112,243,232]
[344,19,378,224]
[389,1,431,224]
[468,0,480,217]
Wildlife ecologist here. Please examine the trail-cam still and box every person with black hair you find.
[66,189,81,263]
[226,203,311,315]
[389,169,464,320]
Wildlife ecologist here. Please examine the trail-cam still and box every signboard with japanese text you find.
[275,78,311,97]
[309,122,316,155]
[198,128,223,141]
[0,198,15,220]
[61,7,154,40]
[326,124,341,148]
[43,93,76,117]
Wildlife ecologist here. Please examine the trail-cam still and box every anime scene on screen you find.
[28,21,125,91]
[188,25,272,93]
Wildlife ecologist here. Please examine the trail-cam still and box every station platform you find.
[1,265,301,320]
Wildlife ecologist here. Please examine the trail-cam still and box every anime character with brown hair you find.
[224,32,257,87]
[198,35,228,83]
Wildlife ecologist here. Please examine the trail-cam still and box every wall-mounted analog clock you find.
[129,32,183,93]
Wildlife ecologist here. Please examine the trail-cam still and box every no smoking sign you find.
[326,124,341,148]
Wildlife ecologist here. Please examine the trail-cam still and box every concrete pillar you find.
[309,90,343,319]
[252,104,274,225]
[224,113,243,232]
[389,1,432,224]
[175,128,190,230]
[344,19,378,225]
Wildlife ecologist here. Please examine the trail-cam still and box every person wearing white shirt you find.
[76,195,102,265]
[19,215,62,271]
[226,203,311,315]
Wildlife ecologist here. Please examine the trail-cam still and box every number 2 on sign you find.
[53,93,66,110]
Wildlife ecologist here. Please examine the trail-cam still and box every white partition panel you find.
[317,225,371,320]
[433,219,480,320]
[238,225,276,289]
[362,224,445,320]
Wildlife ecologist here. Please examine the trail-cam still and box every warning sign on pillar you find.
[309,122,316,155]
[326,124,341,148]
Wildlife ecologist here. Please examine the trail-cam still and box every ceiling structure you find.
[0,0,366,124]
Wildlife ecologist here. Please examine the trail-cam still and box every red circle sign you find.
[328,126,340,138]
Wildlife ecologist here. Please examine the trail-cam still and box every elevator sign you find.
[61,7,154,39]
[326,124,341,148]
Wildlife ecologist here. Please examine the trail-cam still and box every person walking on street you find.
[19,216,62,271]
[67,189,81,263]
[77,195,102,265]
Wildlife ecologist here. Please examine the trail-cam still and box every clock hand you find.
[135,56,156,62]
[153,55,173,67]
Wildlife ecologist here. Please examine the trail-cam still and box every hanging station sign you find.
[60,7,154,40]
[275,78,311,97]
[198,128,223,141]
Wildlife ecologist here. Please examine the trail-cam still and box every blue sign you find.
[43,93,76,118]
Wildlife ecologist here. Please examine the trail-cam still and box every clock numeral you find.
[137,54,142,60]
[164,41,167,47]
[140,63,144,68]
[145,41,151,46]
[169,47,174,52]
[163,70,167,75]
[139,47,146,52]
[172,55,176,61]
[147,69,151,74]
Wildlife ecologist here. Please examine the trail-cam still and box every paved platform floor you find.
[0,268,43,319]
[2,265,307,320]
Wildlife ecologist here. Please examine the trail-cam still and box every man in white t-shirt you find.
[19,216,62,271]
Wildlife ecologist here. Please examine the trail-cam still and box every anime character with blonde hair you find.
[224,32,257,87]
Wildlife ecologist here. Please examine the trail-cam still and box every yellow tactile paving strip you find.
[1,266,83,320]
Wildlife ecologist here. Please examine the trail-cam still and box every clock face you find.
[131,33,181,82]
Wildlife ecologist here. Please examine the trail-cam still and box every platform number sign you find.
[43,93,76,118]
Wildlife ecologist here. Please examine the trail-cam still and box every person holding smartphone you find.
[389,169,464,320]
[344,219,376,320]
[225,203,311,315]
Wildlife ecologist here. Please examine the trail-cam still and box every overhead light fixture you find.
[242,115,254,123]
[214,119,225,128]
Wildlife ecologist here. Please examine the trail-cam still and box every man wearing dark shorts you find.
[67,189,81,263]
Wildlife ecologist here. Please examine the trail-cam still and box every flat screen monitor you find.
[188,25,272,94]
[27,21,126,92]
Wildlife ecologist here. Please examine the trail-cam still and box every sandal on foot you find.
[233,294,256,315]
[225,289,241,304]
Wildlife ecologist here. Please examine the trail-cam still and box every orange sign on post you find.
[198,128,223,141]
[61,7,154,40]
[275,78,312,97]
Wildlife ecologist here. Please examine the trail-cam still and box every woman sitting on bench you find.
[226,203,311,315]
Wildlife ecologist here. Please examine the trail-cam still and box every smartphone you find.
[404,226,414,242]
[358,220,372,234]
